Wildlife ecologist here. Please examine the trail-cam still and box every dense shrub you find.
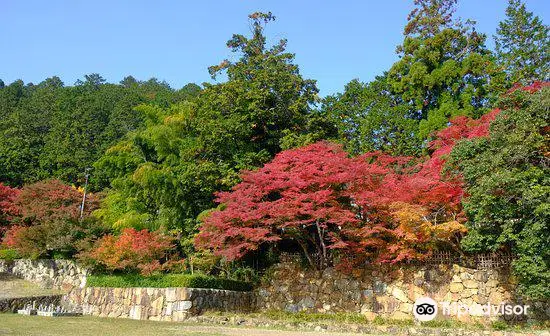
[0,248,20,260]
[78,228,180,275]
[87,273,252,291]
[2,225,46,258]
[2,218,107,259]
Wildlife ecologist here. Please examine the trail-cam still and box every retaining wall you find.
[64,286,255,321]
[256,260,550,323]
[0,259,87,290]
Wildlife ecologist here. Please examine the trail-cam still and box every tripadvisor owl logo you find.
[413,297,438,321]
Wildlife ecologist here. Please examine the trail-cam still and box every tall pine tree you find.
[494,0,549,85]
[388,0,505,140]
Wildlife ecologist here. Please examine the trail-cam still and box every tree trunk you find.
[297,239,318,271]
[315,220,327,268]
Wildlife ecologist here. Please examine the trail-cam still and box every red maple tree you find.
[15,179,99,224]
[80,228,177,275]
[196,103,510,270]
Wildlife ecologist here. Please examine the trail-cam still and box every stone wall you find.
[0,259,87,290]
[256,261,550,322]
[64,286,255,321]
[0,294,62,313]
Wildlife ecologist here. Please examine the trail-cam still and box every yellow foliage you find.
[389,201,467,246]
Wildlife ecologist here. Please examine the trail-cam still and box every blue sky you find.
[1,1,548,97]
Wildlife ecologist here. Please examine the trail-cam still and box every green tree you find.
[494,0,549,85]
[0,74,197,188]
[0,78,61,185]
[450,86,549,299]
[322,75,421,156]
[94,12,324,240]
[39,75,136,185]
[388,0,505,140]
[206,11,321,155]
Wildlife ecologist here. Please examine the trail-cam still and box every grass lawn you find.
[0,314,222,336]
[0,314,387,336]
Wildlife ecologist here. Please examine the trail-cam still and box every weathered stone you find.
[373,281,387,294]
[485,279,499,288]
[461,288,477,299]
[21,257,542,324]
[362,311,376,321]
[463,279,478,289]
[451,274,462,283]
[392,287,409,303]
[285,304,299,313]
[361,289,373,299]
[0,259,87,290]
[399,302,413,313]
[449,282,464,293]
[176,288,191,301]
[391,311,411,320]
[0,295,62,313]
[297,297,315,309]
[488,291,504,304]
[129,305,141,320]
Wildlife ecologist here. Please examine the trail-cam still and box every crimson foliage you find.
[15,179,99,224]
[1,179,103,258]
[196,110,499,269]
[78,228,181,275]
[0,183,20,235]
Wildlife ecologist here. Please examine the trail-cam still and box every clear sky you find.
[1,0,549,97]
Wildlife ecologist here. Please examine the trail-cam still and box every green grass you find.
[204,310,550,332]
[87,273,252,291]
[0,314,223,336]
[259,310,368,324]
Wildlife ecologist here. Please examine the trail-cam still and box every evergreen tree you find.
[322,76,421,156]
[451,85,550,299]
[388,0,505,140]
[494,0,549,85]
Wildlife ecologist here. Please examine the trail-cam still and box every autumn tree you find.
[0,183,20,236]
[2,179,103,258]
[494,0,549,85]
[196,142,363,269]
[77,228,177,275]
[196,139,469,270]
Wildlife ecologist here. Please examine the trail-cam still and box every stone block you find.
[175,300,192,311]
[129,305,141,320]
[165,288,177,302]
[176,288,191,300]
[463,279,478,289]
[449,282,464,293]
[392,287,409,303]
